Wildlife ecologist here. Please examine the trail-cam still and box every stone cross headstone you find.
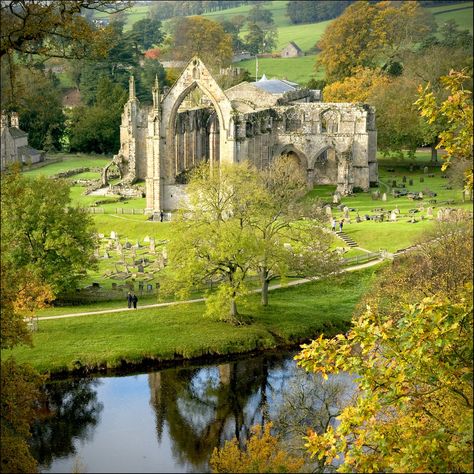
[343,206,350,219]
[382,192,387,201]
[110,231,116,240]
[149,238,156,254]
[423,166,429,174]
[390,210,397,221]
[427,207,433,217]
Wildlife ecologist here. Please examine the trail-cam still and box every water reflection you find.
[34,352,354,473]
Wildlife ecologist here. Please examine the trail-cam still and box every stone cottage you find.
[0,112,44,171]
[280,41,304,58]
[102,57,377,213]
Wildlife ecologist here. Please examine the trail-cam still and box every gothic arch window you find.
[320,110,339,133]
[285,109,301,132]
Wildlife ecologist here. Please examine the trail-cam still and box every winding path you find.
[37,258,384,321]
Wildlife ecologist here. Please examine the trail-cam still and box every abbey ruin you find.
[103,57,378,213]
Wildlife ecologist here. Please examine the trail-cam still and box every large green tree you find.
[0,170,97,295]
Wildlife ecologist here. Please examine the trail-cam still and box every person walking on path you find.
[127,291,133,309]
[339,219,344,232]
[132,294,138,309]
[331,218,337,232]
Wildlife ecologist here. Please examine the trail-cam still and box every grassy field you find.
[2,267,379,374]
[238,54,321,83]
[430,2,473,32]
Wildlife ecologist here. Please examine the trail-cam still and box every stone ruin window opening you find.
[320,110,339,134]
[285,110,302,132]
[173,85,220,180]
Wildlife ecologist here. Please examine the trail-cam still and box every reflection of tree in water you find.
[148,355,284,471]
[29,377,103,469]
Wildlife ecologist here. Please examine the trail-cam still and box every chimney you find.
[10,112,19,127]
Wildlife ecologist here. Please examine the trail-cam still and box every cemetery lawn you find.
[2,266,380,375]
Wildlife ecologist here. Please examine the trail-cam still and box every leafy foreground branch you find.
[296,219,473,473]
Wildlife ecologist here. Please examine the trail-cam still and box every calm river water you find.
[31,351,355,473]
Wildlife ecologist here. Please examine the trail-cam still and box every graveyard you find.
[22,150,471,313]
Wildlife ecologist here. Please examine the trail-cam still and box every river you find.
[31,351,355,473]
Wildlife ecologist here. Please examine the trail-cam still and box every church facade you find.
[102,57,377,213]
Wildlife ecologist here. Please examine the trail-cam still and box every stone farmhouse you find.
[0,112,44,171]
[102,57,377,214]
[280,41,304,57]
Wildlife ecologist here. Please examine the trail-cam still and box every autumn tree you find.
[317,1,436,82]
[0,0,131,59]
[210,423,305,473]
[1,169,97,295]
[416,69,473,189]
[168,16,233,69]
[295,220,473,472]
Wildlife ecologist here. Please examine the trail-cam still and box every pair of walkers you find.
[127,292,138,309]
[331,218,345,232]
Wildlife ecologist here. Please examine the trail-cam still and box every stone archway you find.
[273,144,311,187]
[312,146,338,186]
[160,57,235,183]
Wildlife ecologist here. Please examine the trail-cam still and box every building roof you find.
[8,127,28,138]
[285,41,302,52]
[253,76,299,94]
[17,145,42,156]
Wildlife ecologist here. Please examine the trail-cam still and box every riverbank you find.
[3,266,382,376]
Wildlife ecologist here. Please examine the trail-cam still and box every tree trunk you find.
[230,298,238,318]
[430,145,438,163]
[261,279,269,306]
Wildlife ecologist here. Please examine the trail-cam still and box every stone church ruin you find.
[102,57,377,213]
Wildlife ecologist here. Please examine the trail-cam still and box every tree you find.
[317,1,436,82]
[416,69,473,189]
[210,423,305,473]
[0,65,65,151]
[295,221,473,472]
[69,76,127,153]
[287,0,354,25]
[127,18,163,52]
[168,16,233,69]
[0,1,132,59]
[255,156,339,306]
[162,162,264,323]
[244,22,277,55]
[0,169,97,295]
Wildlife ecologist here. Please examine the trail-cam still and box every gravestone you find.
[143,235,150,243]
[390,211,397,222]
[110,231,116,240]
[138,281,144,292]
[98,233,104,239]
[332,192,340,204]
[420,176,424,182]
[392,180,397,187]
[131,247,136,259]
[381,193,387,201]
[423,166,429,174]
[437,209,443,221]
[137,264,144,273]
[418,192,423,199]
[394,206,400,214]
[149,238,156,254]
[427,207,433,217]
[409,179,413,186]
[116,241,123,251]
[402,175,407,183]
[343,206,350,219]
[103,250,109,259]
[134,239,141,249]
[147,283,153,292]
[409,165,414,172]
[325,205,332,216]
[124,240,132,249]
